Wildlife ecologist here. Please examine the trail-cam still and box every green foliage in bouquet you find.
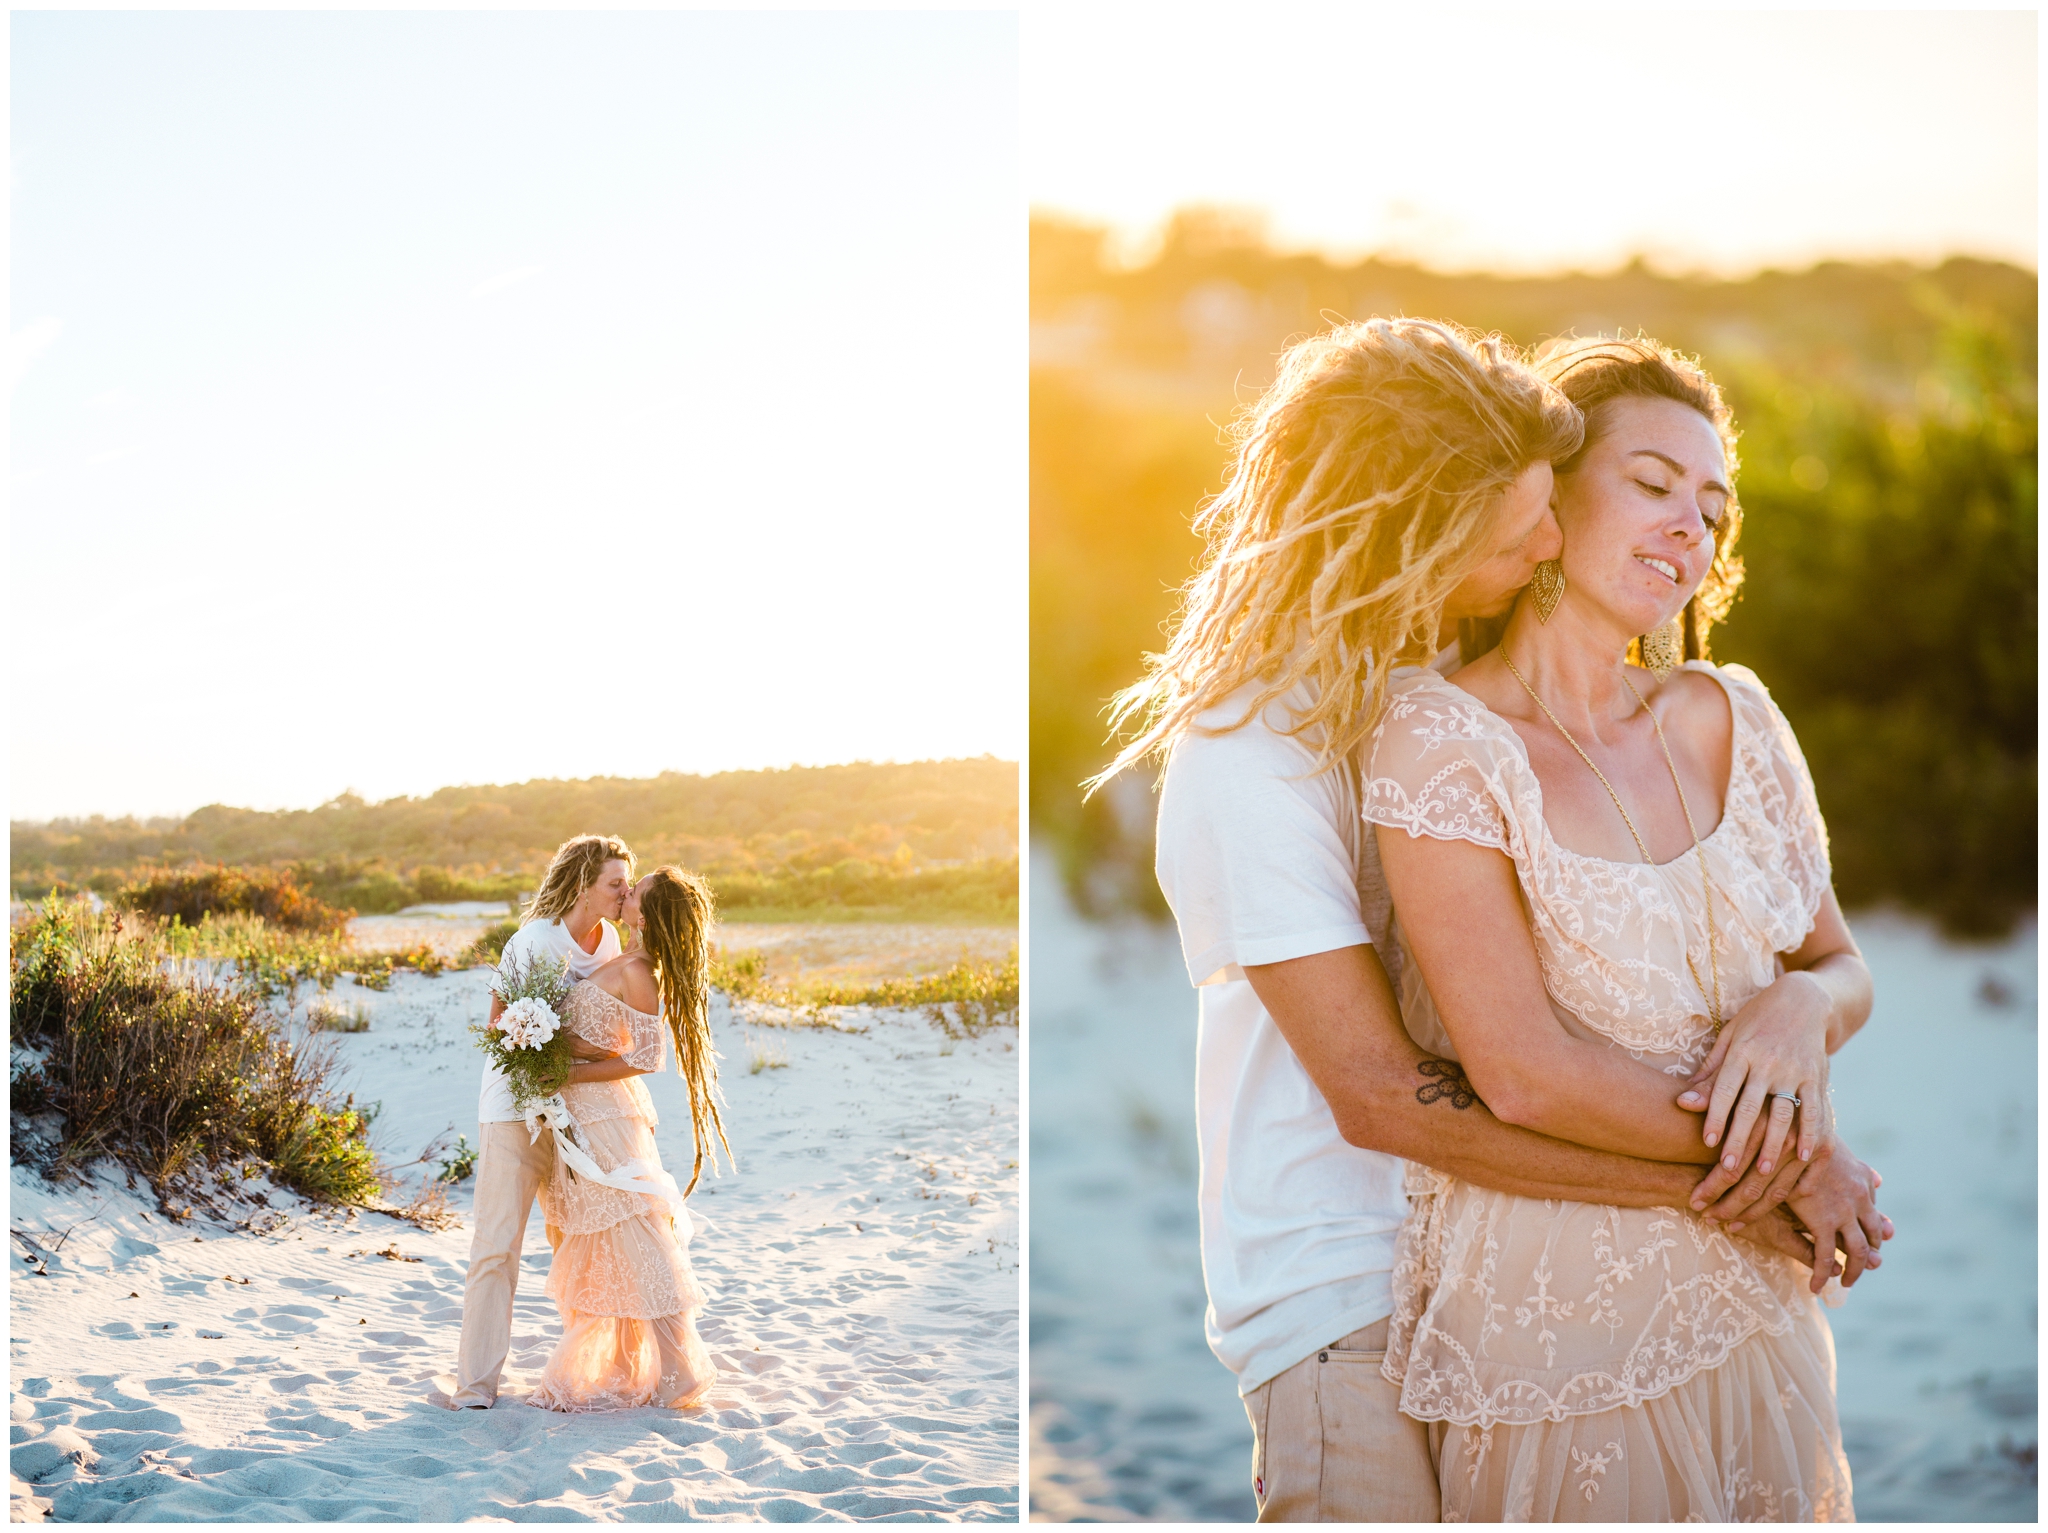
[470,946,575,1111]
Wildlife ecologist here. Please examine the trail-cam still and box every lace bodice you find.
[1364,661,1831,1064]
[539,983,679,1241]
[1361,662,1840,1429]
[559,982,667,1128]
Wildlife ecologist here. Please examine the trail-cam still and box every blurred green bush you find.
[1032,213,2035,935]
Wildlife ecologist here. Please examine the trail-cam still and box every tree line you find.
[14,757,1020,924]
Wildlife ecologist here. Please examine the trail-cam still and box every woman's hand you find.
[1675,970,1834,1172]
[1685,1104,1789,1217]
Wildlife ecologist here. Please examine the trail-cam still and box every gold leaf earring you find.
[1639,618,1683,680]
[1529,559,1565,623]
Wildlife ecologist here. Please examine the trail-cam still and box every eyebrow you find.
[1629,449,1730,498]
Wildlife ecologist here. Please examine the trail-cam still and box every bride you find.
[527,864,732,1412]
[1364,337,1877,1519]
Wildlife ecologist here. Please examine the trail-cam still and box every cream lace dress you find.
[526,982,715,1412]
[1362,661,1854,1522]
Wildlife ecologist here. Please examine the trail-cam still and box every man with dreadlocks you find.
[1102,319,1852,1520]
[451,833,634,1409]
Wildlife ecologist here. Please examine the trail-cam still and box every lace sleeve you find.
[564,985,632,1055]
[1718,665,1832,924]
[620,1006,667,1073]
[1362,676,1520,856]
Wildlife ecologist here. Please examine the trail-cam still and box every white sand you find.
[11,972,1019,1521]
[1027,850,2037,1522]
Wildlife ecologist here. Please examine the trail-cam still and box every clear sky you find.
[1025,8,2036,274]
[11,11,1022,821]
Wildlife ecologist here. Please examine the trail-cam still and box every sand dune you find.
[11,970,1019,1521]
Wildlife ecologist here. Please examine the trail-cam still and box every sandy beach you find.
[10,962,1019,1521]
[1027,851,2037,1522]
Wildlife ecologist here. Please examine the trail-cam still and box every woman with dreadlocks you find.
[527,864,732,1412]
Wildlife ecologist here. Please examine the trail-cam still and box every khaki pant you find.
[451,1121,557,1408]
[1244,1318,1440,1522]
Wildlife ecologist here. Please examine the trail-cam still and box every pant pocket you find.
[1313,1349,1438,1522]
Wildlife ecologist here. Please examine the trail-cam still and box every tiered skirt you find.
[528,1111,714,1412]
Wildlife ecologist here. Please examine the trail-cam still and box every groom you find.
[449,833,635,1410]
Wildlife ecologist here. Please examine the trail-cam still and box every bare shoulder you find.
[620,956,662,1016]
[1648,666,1735,753]
[588,950,637,997]
[591,951,660,1014]
[1439,649,1519,717]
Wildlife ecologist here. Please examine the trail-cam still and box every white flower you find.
[496,996,560,1050]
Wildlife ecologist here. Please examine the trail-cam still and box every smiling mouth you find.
[1636,555,1680,584]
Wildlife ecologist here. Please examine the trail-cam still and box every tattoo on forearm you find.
[1416,1057,1479,1110]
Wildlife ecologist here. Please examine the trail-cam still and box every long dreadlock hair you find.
[1090,316,1584,789]
[633,865,731,1196]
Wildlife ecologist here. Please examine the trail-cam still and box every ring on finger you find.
[1771,1092,1802,1108]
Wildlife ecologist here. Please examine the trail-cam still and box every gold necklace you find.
[1499,647,1725,1033]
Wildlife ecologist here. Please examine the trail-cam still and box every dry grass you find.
[746,1034,791,1074]
[713,948,1018,1038]
[307,998,372,1033]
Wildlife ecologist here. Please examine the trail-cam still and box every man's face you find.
[1441,461,1561,622]
[590,859,631,921]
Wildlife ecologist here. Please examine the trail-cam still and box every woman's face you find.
[1442,460,1561,622]
[621,874,659,931]
[1552,396,1728,637]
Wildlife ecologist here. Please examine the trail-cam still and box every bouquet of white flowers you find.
[471,947,577,1111]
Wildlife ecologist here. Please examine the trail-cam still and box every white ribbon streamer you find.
[523,1095,693,1240]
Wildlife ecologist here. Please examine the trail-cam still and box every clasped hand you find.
[1675,974,1891,1293]
[564,1034,623,1084]
[1678,969,1834,1174]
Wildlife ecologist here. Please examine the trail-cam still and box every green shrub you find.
[410,866,529,906]
[1710,315,2036,934]
[10,900,381,1208]
[116,864,351,935]
[435,1134,478,1184]
[462,919,521,967]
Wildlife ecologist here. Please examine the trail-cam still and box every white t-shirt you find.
[1154,676,1410,1396]
[476,917,622,1124]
